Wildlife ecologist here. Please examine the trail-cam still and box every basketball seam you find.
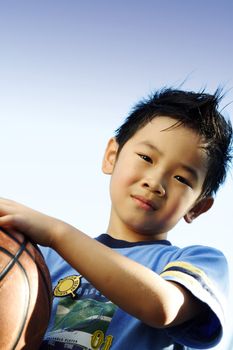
[0,229,52,348]
[0,229,52,311]
[0,248,30,350]
[0,237,27,281]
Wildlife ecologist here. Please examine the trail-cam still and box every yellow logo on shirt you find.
[53,275,82,298]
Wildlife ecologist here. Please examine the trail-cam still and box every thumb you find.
[0,214,15,228]
[0,214,25,232]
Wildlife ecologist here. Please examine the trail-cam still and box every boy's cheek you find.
[111,170,135,187]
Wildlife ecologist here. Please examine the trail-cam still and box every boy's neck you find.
[106,228,168,243]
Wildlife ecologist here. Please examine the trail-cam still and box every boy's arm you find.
[0,198,203,329]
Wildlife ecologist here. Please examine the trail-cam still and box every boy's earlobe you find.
[102,138,119,174]
[184,197,214,223]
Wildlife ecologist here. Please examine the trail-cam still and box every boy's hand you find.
[0,198,62,247]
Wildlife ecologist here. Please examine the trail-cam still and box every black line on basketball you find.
[0,228,24,246]
[11,260,31,350]
[0,238,27,281]
[0,249,30,350]
[0,228,52,306]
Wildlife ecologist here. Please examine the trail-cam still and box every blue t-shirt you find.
[39,234,228,349]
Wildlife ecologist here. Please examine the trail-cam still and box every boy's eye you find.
[138,154,153,163]
[175,175,192,187]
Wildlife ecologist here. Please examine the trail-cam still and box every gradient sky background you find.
[0,1,232,348]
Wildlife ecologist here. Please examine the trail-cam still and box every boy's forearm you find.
[0,198,201,328]
[51,223,199,328]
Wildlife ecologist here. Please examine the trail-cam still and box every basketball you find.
[0,228,53,349]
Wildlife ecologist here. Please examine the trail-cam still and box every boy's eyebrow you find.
[137,141,199,181]
[138,142,164,156]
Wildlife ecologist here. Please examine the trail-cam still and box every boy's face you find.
[103,117,213,241]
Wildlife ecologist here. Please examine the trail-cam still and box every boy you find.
[0,88,232,349]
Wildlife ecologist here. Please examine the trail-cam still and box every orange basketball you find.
[0,228,52,349]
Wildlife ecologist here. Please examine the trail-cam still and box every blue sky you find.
[0,1,232,348]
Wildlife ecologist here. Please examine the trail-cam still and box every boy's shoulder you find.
[95,234,228,276]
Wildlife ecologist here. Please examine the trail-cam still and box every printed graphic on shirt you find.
[54,275,82,298]
[44,275,117,350]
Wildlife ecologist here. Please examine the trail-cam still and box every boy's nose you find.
[142,175,166,197]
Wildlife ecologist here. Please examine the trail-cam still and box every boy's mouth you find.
[131,195,157,211]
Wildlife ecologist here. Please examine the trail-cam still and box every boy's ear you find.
[102,137,119,174]
[184,197,214,223]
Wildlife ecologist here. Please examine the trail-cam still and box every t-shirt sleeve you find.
[159,245,229,349]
